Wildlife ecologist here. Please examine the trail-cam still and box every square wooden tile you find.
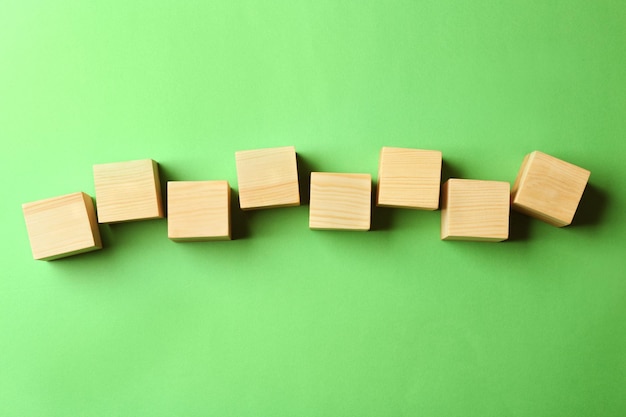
[167,181,231,241]
[309,172,371,231]
[22,192,102,260]
[441,179,510,242]
[512,151,590,227]
[93,159,163,223]
[377,147,442,209]
[235,146,300,210]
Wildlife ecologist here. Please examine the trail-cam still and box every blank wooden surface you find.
[309,172,371,231]
[93,159,163,223]
[22,192,102,260]
[167,181,231,241]
[377,147,442,210]
[441,179,510,242]
[235,146,300,210]
[512,151,590,227]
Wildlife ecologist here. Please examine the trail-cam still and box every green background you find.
[1,1,625,416]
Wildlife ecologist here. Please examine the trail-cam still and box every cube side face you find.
[22,192,102,260]
[511,153,531,198]
[440,180,450,239]
[441,179,510,242]
[81,192,103,249]
[235,146,300,210]
[377,147,442,210]
[309,173,371,231]
[512,151,590,227]
[93,159,163,223]
[167,181,231,241]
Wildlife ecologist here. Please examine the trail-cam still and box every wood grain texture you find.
[441,179,510,242]
[512,151,590,227]
[167,181,231,241]
[22,192,102,260]
[93,159,163,223]
[235,146,300,210]
[377,147,442,209]
[309,172,371,231]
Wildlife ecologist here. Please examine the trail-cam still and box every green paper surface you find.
[1,1,625,416]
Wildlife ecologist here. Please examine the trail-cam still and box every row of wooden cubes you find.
[22,147,590,260]
[274,147,588,237]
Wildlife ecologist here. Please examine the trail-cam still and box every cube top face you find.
[235,146,300,210]
[441,179,510,242]
[309,172,372,231]
[377,147,442,210]
[93,159,163,223]
[22,192,102,260]
[512,151,590,227]
[167,181,231,241]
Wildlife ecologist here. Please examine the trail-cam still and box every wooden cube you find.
[309,172,371,231]
[22,192,102,260]
[167,181,231,241]
[235,146,300,210]
[377,146,442,209]
[93,159,163,223]
[512,151,590,227]
[441,179,510,242]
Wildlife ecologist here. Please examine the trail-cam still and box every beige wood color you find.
[309,172,371,231]
[93,159,163,223]
[22,192,102,260]
[235,146,300,210]
[441,179,510,242]
[167,181,231,241]
[512,151,590,227]
[377,147,442,210]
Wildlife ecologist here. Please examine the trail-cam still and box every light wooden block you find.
[377,146,442,209]
[235,146,300,210]
[512,151,590,227]
[309,172,371,231]
[93,159,163,223]
[441,179,510,242]
[22,192,102,260]
[167,181,231,241]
